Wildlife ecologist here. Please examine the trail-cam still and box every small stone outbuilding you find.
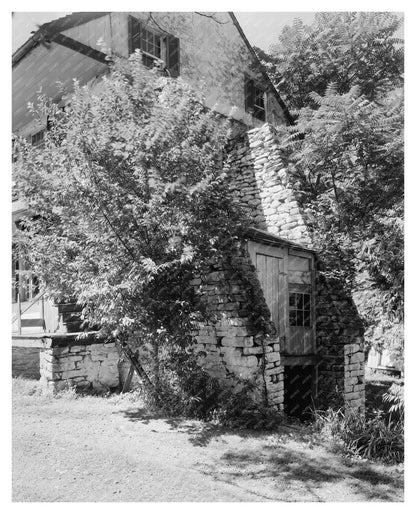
[191,123,365,415]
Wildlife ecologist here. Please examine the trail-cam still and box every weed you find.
[313,405,404,464]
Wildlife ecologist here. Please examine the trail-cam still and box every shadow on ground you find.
[121,405,271,445]
[213,444,403,502]
[120,406,403,502]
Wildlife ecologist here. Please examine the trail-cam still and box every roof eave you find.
[12,12,110,67]
[228,12,294,126]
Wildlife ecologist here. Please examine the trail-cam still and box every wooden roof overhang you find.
[245,227,316,255]
[12,13,111,132]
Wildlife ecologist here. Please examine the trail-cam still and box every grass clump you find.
[314,383,404,464]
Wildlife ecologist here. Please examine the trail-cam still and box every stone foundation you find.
[39,339,128,392]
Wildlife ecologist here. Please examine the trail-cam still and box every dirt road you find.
[12,380,404,502]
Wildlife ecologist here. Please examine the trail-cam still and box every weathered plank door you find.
[255,252,285,336]
[247,242,287,342]
[247,241,315,356]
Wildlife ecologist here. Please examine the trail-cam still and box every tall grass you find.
[314,383,404,464]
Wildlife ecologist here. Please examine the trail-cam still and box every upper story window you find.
[245,77,266,122]
[141,27,162,67]
[128,16,180,78]
[31,129,45,147]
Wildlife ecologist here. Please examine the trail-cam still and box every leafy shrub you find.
[137,344,222,419]
[136,344,283,429]
[314,406,404,464]
[383,383,404,421]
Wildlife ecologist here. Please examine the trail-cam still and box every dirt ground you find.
[12,379,404,502]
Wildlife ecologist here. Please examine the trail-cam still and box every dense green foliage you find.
[261,12,404,364]
[13,55,248,401]
[258,12,403,111]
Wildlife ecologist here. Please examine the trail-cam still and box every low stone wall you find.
[39,340,127,391]
[12,347,41,380]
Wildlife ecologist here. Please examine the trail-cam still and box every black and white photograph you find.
[9,2,407,504]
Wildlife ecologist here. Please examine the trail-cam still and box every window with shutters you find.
[245,77,266,121]
[128,16,180,78]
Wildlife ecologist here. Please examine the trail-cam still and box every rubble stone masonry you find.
[34,123,365,413]
[39,339,127,392]
[192,246,285,409]
[192,123,365,413]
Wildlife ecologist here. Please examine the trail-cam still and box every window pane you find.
[155,36,161,57]
[289,292,296,308]
[296,293,304,309]
[289,310,297,326]
[303,294,310,309]
[142,54,155,67]
[296,311,303,326]
[303,311,310,327]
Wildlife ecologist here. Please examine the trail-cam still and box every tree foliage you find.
[13,55,248,368]
[258,12,403,111]
[263,13,404,361]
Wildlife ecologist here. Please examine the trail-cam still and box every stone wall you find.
[315,276,365,412]
[226,124,312,246]
[39,339,128,392]
[192,244,285,409]
[223,123,365,413]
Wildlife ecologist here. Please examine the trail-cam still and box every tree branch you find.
[194,12,229,24]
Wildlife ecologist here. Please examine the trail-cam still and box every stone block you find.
[61,369,87,380]
[265,351,280,363]
[344,343,362,354]
[68,345,87,353]
[344,391,364,401]
[345,362,361,372]
[349,353,364,365]
[221,336,253,347]
[242,346,266,355]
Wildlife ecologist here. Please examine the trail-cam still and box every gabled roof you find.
[12,11,293,125]
[228,13,294,125]
[12,12,110,67]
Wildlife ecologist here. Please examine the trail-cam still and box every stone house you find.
[12,12,365,416]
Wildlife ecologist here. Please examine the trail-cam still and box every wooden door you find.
[255,253,281,329]
[248,241,315,356]
[247,242,287,341]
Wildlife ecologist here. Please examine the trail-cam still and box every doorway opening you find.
[284,365,316,420]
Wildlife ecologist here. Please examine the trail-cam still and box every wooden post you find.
[17,292,21,335]
[122,364,135,393]
[41,295,45,331]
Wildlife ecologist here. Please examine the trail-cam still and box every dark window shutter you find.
[128,16,142,55]
[166,35,180,78]
[245,77,255,112]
